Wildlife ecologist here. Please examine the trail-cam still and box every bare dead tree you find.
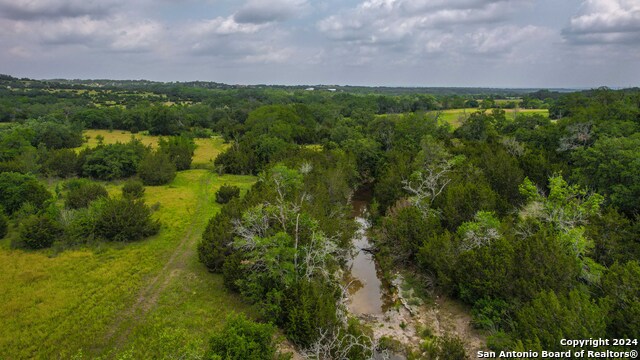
[232,206,270,251]
[301,327,389,360]
[402,157,456,215]
[557,122,592,152]
[459,227,500,252]
[500,136,525,157]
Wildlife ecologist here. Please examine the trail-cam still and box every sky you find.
[0,0,639,87]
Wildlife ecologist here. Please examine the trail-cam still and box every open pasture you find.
[0,170,256,359]
[81,129,229,168]
[434,108,549,127]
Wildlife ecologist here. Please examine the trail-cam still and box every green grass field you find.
[433,108,549,127]
[81,129,229,168]
[0,131,256,359]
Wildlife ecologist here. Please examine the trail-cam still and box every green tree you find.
[0,172,51,215]
[93,198,160,242]
[216,184,241,204]
[572,135,640,216]
[159,136,196,171]
[81,140,148,180]
[601,261,640,338]
[122,179,145,199]
[205,313,280,360]
[516,290,608,351]
[199,211,235,272]
[41,148,79,178]
[0,209,8,239]
[137,151,176,185]
[18,214,64,249]
[65,181,108,209]
[147,106,182,136]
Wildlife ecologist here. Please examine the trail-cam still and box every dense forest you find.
[0,74,638,359]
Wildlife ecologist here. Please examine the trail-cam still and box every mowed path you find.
[104,172,213,351]
[95,171,256,359]
[0,170,255,359]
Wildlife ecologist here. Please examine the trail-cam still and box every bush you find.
[94,198,160,242]
[281,280,338,347]
[138,151,176,186]
[65,181,109,209]
[380,204,439,262]
[0,210,8,239]
[30,121,84,149]
[159,136,196,171]
[215,184,241,204]
[63,207,99,246]
[205,313,279,360]
[18,214,64,249]
[198,212,235,272]
[81,140,148,180]
[435,335,469,360]
[122,179,145,199]
[41,148,79,178]
[0,172,52,215]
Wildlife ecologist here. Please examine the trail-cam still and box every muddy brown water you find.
[347,199,386,315]
[348,198,406,360]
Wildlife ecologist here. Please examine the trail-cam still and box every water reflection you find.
[347,200,385,315]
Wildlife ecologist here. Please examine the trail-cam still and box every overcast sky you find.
[1,0,638,87]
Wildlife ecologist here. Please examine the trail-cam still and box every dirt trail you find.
[423,295,487,357]
[103,173,212,353]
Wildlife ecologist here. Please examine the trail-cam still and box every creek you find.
[347,191,407,360]
[346,198,387,316]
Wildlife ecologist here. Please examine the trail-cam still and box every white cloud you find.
[234,0,309,24]
[316,0,542,65]
[186,16,295,64]
[564,0,640,44]
[2,15,163,53]
[468,25,542,54]
[0,0,122,20]
[191,16,267,36]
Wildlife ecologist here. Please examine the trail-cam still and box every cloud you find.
[233,0,309,24]
[0,0,121,20]
[186,16,295,64]
[317,0,530,44]
[468,25,543,54]
[191,16,267,35]
[564,0,640,44]
[2,15,163,53]
[316,0,541,66]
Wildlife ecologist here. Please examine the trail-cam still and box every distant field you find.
[0,170,257,359]
[433,108,549,127]
[81,129,229,168]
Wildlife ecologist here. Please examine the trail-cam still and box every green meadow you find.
[0,131,256,359]
[81,129,229,168]
[434,108,549,127]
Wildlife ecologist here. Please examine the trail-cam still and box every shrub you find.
[122,179,145,199]
[198,212,234,272]
[0,172,52,215]
[42,148,79,178]
[282,280,338,347]
[18,214,64,249]
[159,136,196,171]
[94,198,160,242]
[205,313,279,360]
[65,181,109,209]
[0,210,8,239]
[215,184,241,204]
[29,121,84,149]
[138,151,176,186]
[63,207,98,245]
[435,335,469,360]
[81,140,148,180]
